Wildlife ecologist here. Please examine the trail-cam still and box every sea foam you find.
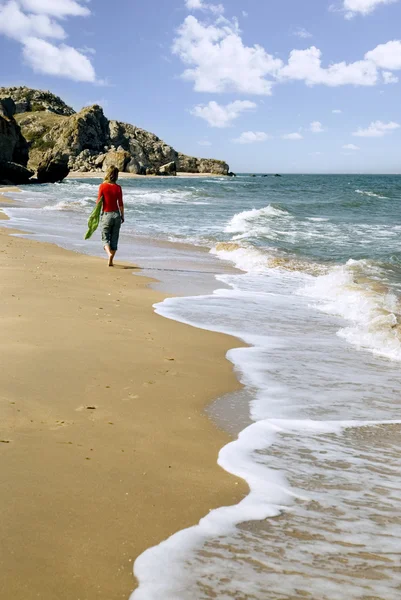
[300,259,401,361]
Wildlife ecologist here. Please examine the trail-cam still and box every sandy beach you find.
[0,202,247,599]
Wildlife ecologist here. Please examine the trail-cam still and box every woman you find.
[97,165,125,267]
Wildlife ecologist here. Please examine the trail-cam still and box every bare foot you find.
[108,256,114,267]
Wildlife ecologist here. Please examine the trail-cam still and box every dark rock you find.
[228,171,236,177]
[0,161,34,184]
[37,151,70,183]
[0,97,16,119]
[0,98,29,167]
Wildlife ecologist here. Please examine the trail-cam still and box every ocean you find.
[2,174,401,599]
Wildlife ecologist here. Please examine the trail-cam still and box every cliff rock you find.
[0,97,32,184]
[0,86,75,116]
[159,161,177,176]
[0,98,29,166]
[177,153,228,175]
[11,88,230,177]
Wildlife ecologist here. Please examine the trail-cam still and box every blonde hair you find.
[104,165,119,184]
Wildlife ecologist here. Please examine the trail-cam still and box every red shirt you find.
[97,182,124,213]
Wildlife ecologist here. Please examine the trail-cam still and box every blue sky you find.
[1,0,401,173]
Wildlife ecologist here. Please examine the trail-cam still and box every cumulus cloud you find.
[23,37,96,81]
[343,143,360,150]
[172,16,283,94]
[173,11,401,95]
[353,120,400,137]
[282,132,303,140]
[19,0,90,18]
[310,121,325,133]
[0,0,96,82]
[382,71,399,83]
[0,1,66,40]
[343,0,398,18]
[365,40,401,70]
[190,100,257,127]
[185,0,224,15]
[233,131,270,144]
[279,46,378,86]
[292,27,313,39]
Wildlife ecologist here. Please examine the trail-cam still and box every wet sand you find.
[0,206,247,600]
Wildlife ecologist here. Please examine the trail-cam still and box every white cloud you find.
[19,0,90,18]
[353,120,400,137]
[172,16,283,94]
[292,27,313,39]
[282,132,303,140]
[310,121,325,133]
[383,71,399,83]
[173,13,401,95]
[242,10,248,17]
[198,140,212,146]
[0,1,66,40]
[23,37,96,82]
[233,131,270,144]
[343,143,360,150]
[279,46,378,86]
[190,100,257,127]
[343,0,398,18]
[0,0,97,82]
[185,0,224,15]
[332,109,343,113]
[365,40,401,70]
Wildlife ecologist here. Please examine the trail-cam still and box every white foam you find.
[299,260,401,361]
[42,198,90,211]
[225,204,291,237]
[123,189,195,206]
[132,390,401,599]
[211,244,272,273]
[131,281,401,598]
[355,189,389,200]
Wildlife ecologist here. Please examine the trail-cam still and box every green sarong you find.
[85,198,103,240]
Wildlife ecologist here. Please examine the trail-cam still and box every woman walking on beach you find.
[97,165,125,267]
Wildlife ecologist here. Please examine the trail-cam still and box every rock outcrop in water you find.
[0,86,230,181]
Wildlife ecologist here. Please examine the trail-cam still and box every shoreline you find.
[67,171,227,179]
[0,203,248,599]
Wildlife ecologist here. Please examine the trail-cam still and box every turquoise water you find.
[3,174,401,599]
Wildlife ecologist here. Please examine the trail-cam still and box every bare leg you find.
[109,250,116,267]
[104,244,113,266]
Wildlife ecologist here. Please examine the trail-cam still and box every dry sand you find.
[0,205,247,600]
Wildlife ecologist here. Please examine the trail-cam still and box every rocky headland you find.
[0,86,229,184]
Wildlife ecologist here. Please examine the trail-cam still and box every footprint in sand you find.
[49,420,74,431]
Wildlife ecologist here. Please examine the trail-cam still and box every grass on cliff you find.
[15,111,67,151]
